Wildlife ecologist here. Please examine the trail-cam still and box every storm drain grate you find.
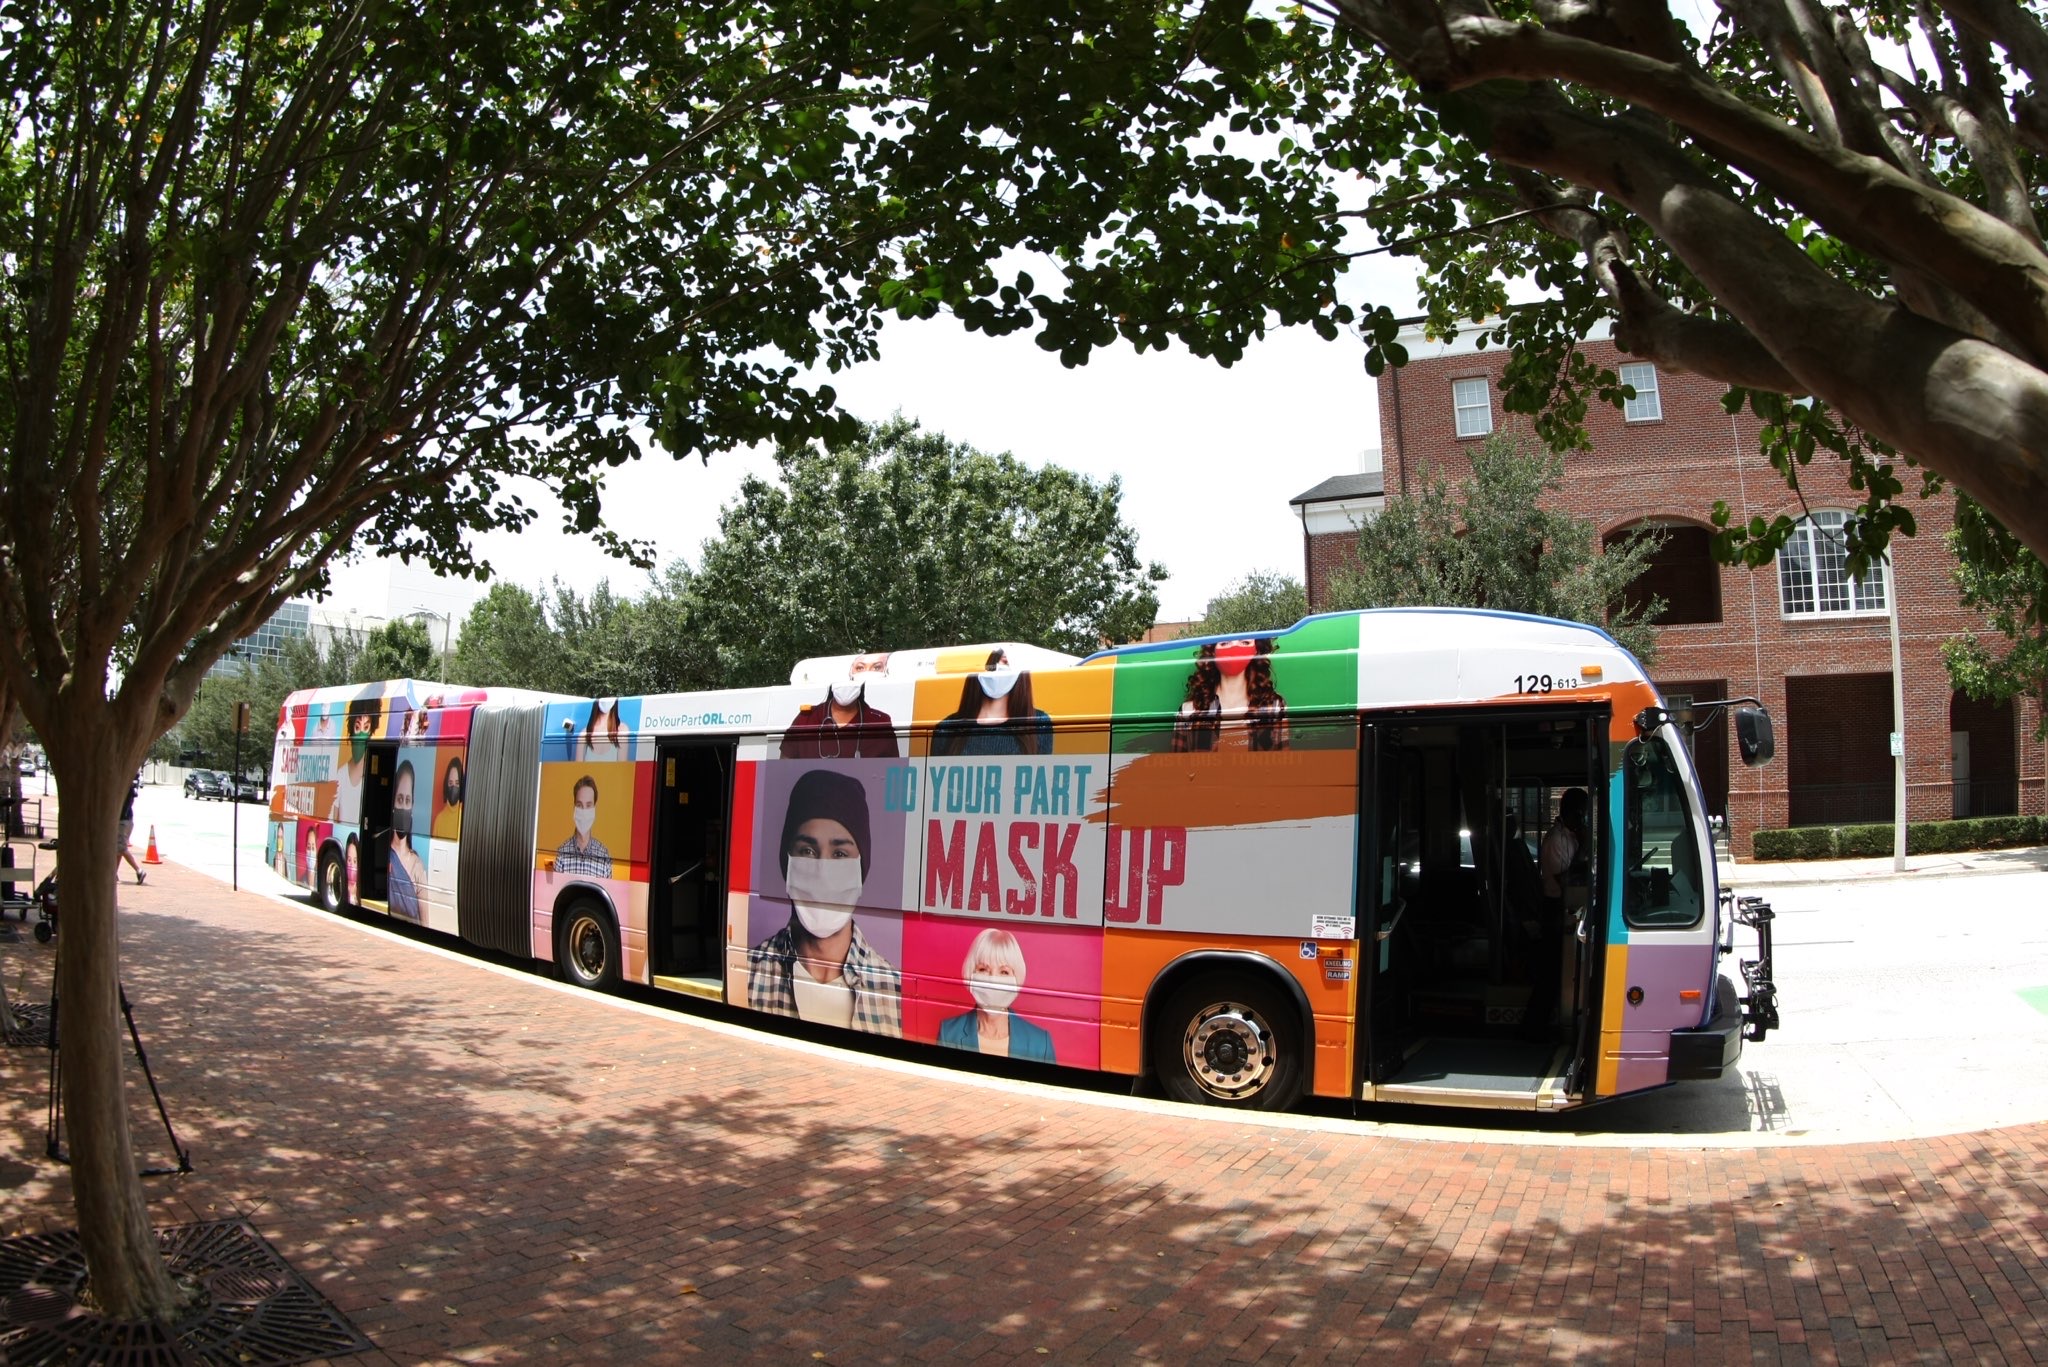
[6,1001,53,1049]
[0,1219,372,1365]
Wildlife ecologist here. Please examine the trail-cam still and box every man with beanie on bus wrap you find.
[746,768,902,1035]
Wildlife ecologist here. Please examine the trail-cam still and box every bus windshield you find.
[1623,732,1708,930]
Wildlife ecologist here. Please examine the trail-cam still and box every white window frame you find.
[1778,510,1889,619]
[1619,362,1662,422]
[1452,377,1492,438]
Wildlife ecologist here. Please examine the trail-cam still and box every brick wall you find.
[1350,335,2046,852]
[1304,531,1360,611]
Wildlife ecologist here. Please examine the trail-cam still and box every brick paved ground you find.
[3,850,2045,1363]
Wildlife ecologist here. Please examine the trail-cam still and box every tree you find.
[853,2,2048,576]
[2,0,1233,1318]
[1326,436,1665,661]
[359,619,437,687]
[1942,494,2048,740]
[690,416,1164,684]
[177,630,366,775]
[614,563,727,697]
[1184,572,1311,637]
[452,585,560,694]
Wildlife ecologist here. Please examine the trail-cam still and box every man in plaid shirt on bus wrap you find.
[746,768,902,1036]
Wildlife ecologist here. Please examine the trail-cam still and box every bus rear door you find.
[649,741,736,999]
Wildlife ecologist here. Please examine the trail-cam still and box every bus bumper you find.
[1668,975,1745,1081]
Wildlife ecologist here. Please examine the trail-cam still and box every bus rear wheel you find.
[317,849,346,913]
[1151,974,1303,1112]
[556,901,620,992]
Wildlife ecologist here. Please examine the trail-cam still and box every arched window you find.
[1607,522,1721,625]
[1778,511,1888,618]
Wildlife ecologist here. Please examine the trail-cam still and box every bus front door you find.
[649,741,735,999]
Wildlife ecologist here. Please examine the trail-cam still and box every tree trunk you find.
[45,725,188,1321]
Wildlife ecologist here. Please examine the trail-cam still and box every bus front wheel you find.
[556,901,620,992]
[1151,974,1304,1112]
[317,849,346,913]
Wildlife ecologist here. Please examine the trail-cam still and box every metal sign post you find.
[232,701,250,890]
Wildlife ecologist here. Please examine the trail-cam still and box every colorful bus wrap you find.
[269,610,1778,1114]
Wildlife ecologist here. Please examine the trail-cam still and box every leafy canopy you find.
[689,416,1165,685]
[1325,436,1665,662]
[1183,571,1311,637]
[1942,495,2048,740]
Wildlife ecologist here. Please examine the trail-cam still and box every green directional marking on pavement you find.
[2021,987,2048,1017]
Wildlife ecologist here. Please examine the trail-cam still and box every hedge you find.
[1751,814,2043,861]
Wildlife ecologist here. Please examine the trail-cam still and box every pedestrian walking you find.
[118,774,145,884]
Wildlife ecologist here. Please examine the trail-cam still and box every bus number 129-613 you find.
[1515,673,1578,694]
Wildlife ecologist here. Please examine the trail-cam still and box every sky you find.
[328,257,1424,631]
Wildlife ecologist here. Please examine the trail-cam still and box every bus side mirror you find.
[1735,707,1774,767]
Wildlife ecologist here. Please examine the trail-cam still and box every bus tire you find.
[317,849,346,913]
[556,900,620,992]
[1151,973,1304,1112]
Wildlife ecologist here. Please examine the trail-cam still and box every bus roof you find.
[788,642,1079,685]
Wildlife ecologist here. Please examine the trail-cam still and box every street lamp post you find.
[407,609,451,682]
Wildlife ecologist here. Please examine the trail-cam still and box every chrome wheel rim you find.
[566,914,607,982]
[1182,1001,1277,1100]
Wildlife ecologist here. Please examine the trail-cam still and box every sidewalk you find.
[1722,843,2048,889]
[4,827,2047,1360]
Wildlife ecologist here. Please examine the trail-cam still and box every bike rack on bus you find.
[1719,888,1780,1041]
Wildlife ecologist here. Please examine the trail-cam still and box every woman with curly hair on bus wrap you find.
[1172,638,1290,752]
[932,649,1052,757]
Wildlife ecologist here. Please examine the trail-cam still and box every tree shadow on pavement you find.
[2,899,2043,1363]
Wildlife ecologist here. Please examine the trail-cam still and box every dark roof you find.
[1288,472,1385,506]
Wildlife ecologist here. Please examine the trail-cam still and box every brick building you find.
[1292,322,2044,853]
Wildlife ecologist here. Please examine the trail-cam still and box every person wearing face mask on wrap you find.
[932,649,1053,757]
[386,759,428,921]
[746,769,902,1035]
[328,695,382,823]
[1172,638,1290,752]
[780,652,901,759]
[553,775,613,877]
[938,927,1056,1062]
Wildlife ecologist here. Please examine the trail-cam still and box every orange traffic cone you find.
[143,826,162,865]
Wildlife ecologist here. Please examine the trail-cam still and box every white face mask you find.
[968,977,1019,1011]
[829,681,864,707]
[977,671,1018,699]
[785,855,863,938]
[572,805,596,836]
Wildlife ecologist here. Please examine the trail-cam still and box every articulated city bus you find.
[266,608,1778,1114]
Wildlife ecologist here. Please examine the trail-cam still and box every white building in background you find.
[205,561,483,681]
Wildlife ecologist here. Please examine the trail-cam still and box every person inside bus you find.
[781,651,901,759]
[1536,788,1592,1025]
[1538,788,1591,913]
[328,695,381,824]
[932,650,1052,757]
[387,759,427,922]
[938,927,1055,1063]
[747,769,902,1035]
[579,699,627,762]
[553,775,613,878]
[1172,638,1289,752]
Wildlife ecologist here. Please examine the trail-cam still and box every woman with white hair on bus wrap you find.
[937,927,1057,1063]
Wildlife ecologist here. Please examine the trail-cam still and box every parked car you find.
[183,770,226,800]
[235,775,268,803]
